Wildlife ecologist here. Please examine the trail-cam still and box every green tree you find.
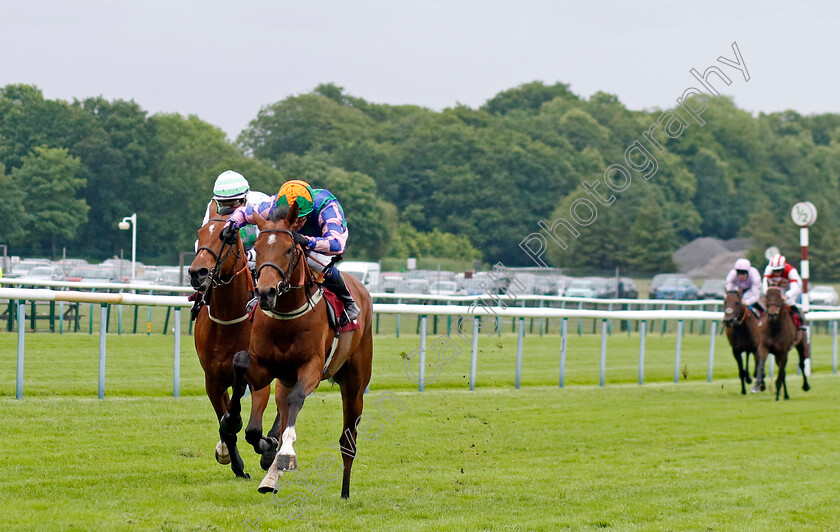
[12,147,88,257]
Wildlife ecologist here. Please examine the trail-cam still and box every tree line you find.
[1,82,838,277]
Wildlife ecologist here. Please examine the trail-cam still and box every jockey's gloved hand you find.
[220,224,238,245]
[292,231,310,249]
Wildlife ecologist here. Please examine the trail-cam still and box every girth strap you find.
[260,287,324,320]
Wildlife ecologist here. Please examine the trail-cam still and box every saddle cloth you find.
[323,288,361,333]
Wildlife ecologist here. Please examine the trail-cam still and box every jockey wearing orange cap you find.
[221,179,359,322]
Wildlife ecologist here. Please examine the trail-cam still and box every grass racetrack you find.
[2,330,840,530]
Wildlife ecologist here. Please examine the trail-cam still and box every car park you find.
[23,266,67,282]
[650,274,698,300]
[808,285,839,306]
[429,280,459,296]
[699,279,726,300]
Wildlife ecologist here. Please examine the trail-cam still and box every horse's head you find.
[252,202,306,310]
[723,290,744,326]
[765,287,785,322]
[189,201,242,291]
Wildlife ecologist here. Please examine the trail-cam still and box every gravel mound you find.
[673,237,754,278]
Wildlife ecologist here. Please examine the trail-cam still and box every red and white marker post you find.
[791,201,817,376]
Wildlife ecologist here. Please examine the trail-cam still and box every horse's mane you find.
[269,204,290,223]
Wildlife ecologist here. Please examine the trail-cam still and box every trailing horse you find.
[722,290,760,395]
[189,202,279,478]
[222,202,373,498]
[753,287,811,400]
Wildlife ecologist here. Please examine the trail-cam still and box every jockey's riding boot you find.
[792,305,806,330]
[753,301,765,317]
[323,267,360,322]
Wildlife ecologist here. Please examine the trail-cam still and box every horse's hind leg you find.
[337,335,373,499]
[219,351,252,479]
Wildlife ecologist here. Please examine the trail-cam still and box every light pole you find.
[118,213,137,282]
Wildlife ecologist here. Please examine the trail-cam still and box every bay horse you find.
[723,290,760,395]
[189,201,279,478]
[222,202,373,498]
[752,287,811,400]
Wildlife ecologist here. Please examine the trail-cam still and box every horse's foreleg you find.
[244,384,278,458]
[752,346,768,393]
[733,349,747,395]
[204,379,235,467]
[259,364,320,494]
[259,384,291,471]
[219,350,252,479]
[745,351,754,384]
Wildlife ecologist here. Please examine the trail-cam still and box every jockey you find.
[724,258,763,315]
[221,179,360,322]
[200,170,270,269]
[761,254,805,329]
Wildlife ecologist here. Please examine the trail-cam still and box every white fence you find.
[2,286,838,400]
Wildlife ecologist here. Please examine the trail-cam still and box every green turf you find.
[1,332,839,530]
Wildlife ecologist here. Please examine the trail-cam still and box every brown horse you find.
[753,287,811,400]
[222,202,373,498]
[189,202,277,478]
[723,290,760,395]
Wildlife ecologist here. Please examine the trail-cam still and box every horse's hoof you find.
[759,382,766,392]
[260,450,278,471]
[803,382,811,392]
[745,375,753,384]
[236,472,251,479]
[276,454,298,471]
[258,471,280,494]
[215,441,231,465]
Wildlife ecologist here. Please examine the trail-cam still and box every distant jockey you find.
[725,258,763,316]
[762,254,805,329]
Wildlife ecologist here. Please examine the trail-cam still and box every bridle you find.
[723,291,747,327]
[196,218,252,289]
[255,229,306,295]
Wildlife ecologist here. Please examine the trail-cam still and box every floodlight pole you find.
[119,214,137,282]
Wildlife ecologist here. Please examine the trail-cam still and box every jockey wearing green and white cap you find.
[199,170,270,262]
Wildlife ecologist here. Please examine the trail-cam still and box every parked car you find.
[650,274,698,300]
[157,267,185,286]
[5,259,51,278]
[565,278,600,299]
[555,276,574,296]
[23,265,67,282]
[609,278,638,299]
[809,285,839,306]
[429,280,460,296]
[379,274,405,293]
[338,261,381,289]
[699,279,726,300]
[393,279,430,295]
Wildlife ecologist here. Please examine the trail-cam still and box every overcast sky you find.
[2,1,836,140]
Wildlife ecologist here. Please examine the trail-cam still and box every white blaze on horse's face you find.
[208,225,216,236]
[268,235,276,246]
